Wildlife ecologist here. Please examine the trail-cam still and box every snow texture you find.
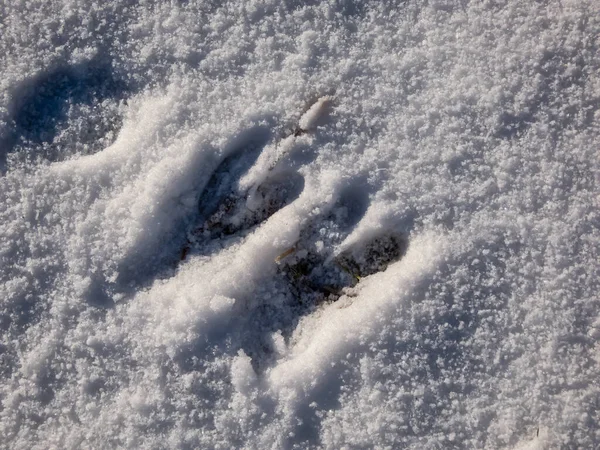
[1,0,599,449]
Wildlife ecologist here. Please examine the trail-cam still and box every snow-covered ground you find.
[1,1,599,448]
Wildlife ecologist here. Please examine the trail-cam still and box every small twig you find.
[275,247,296,263]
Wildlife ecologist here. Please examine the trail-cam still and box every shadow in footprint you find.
[335,176,371,229]
[237,230,408,378]
[336,232,408,278]
[186,154,304,256]
[199,170,305,241]
[273,179,374,301]
[197,137,268,223]
[115,126,272,296]
[238,181,408,374]
[1,56,128,172]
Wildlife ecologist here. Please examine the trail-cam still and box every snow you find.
[1,0,600,448]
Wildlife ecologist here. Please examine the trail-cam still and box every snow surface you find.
[1,0,600,448]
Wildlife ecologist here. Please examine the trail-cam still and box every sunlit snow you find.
[1,1,599,448]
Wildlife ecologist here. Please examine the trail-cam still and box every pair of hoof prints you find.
[182,97,406,304]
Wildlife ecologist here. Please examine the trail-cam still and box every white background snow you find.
[1,0,599,448]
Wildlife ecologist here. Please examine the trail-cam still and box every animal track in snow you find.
[175,98,409,373]
[180,96,333,260]
[1,57,128,172]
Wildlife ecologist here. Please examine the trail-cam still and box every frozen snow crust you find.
[1,0,600,448]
